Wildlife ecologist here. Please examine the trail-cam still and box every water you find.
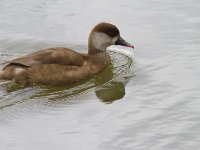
[0,0,200,150]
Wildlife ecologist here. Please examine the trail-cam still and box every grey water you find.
[0,0,200,150]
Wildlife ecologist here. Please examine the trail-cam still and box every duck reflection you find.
[95,82,125,103]
[2,64,127,104]
[94,65,126,103]
[1,52,134,105]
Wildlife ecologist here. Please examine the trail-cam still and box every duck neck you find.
[87,49,111,68]
[88,43,101,54]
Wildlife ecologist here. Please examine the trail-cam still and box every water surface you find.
[0,0,200,150]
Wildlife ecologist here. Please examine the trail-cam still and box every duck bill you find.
[115,36,134,49]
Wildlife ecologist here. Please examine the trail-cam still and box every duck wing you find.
[5,47,85,67]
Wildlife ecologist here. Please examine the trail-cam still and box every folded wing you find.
[4,47,85,68]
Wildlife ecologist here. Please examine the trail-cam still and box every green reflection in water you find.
[0,52,135,109]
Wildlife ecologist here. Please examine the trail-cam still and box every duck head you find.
[88,22,134,54]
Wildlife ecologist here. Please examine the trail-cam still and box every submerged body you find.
[0,23,134,85]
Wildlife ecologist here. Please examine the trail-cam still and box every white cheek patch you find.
[14,68,25,75]
[92,32,112,51]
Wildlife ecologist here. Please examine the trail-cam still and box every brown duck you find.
[0,22,134,85]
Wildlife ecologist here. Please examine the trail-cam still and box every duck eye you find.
[107,31,113,36]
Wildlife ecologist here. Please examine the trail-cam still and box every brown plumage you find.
[0,22,134,85]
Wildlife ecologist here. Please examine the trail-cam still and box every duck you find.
[0,22,134,85]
